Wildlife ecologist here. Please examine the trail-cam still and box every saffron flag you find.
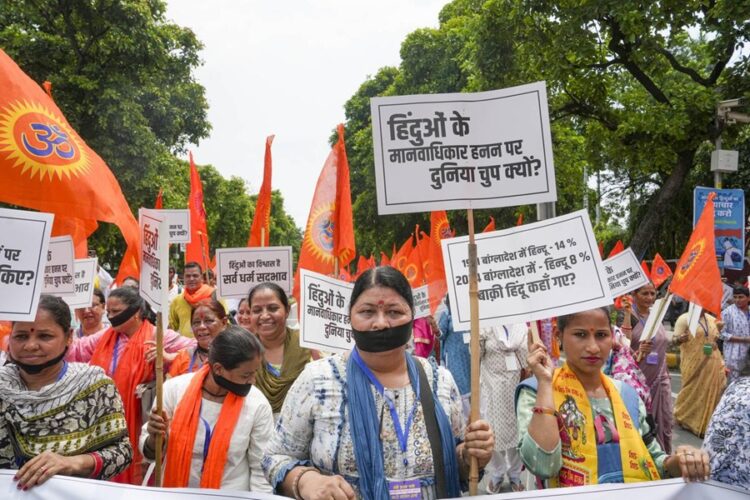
[380,251,391,267]
[247,135,274,247]
[355,254,375,279]
[641,260,650,277]
[416,230,431,279]
[293,124,356,302]
[393,236,413,273]
[0,49,139,281]
[669,192,722,316]
[154,188,163,209]
[516,212,524,226]
[598,241,604,258]
[650,253,672,288]
[186,152,211,269]
[483,216,496,233]
[608,240,625,258]
[404,243,424,287]
[427,210,453,314]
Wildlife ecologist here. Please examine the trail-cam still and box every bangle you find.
[620,326,632,331]
[532,406,558,417]
[87,452,103,478]
[292,466,318,500]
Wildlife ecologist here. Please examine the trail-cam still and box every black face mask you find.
[213,372,252,397]
[108,302,141,327]
[351,321,412,353]
[12,346,68,375]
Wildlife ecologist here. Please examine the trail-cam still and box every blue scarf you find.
[346,349,461,499]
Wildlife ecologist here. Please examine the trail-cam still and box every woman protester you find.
[263,267,495,499]
[141,326,273,491]
[74,288,107,337]
[703,350,750,490]
[236,297,253,332]
[169,299,228,377]
[673,310,726,437]
[0,295,132,489]
[66,286,193,484]
[516,307,709,487]
[248,283,311,416]
[480,323,528,493]
[625,283,674,453]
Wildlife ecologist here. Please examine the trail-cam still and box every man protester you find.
[720,286,750,383]
[168,261,217,337]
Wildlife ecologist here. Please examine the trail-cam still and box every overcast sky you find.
[165,0,446,228]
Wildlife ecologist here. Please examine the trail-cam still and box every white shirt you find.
[139,372,274,492]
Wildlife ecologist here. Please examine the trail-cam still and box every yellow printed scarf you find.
[550,364,659,486]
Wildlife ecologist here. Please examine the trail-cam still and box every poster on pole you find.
[693,187,745,270]
[0,208,53,321]
[215,247,293,299]
[138,209,169,313]
[154,209,191,244]
[371,81,556,215]
[442,210,611,331]
[602,248,650,298]
[43,236,75,295]
[412,285,431,319]
[299,269,354,353]
[61,258,98,310]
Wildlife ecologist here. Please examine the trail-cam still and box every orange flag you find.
[608,240,625,258]
[427,211,452,313]
[293,124,355,301]
[640,260,650,277]
[355,254,375,279]
[380,251,391,267]
[404,243,424,288]
[393,236,413,273]
[247,135,274,247]
[186,152,211,269]
[483,216,496,233]
[0,50,139,281]
[597,241,604,258]
[516,213,524,226]
[669,192,722,316]
[154,188,163,209]
[416,230,431,279]
[650,253,672,288]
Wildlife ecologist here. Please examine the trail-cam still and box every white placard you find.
[299,269,354,353]
[687,302,702,337]
[0,208,53,321]
[371,81,556,215]
[153,208,191,243]
[216,247,293,299]
[640,293,672,342]
[412,285,431,319]
[602,248,650,298]
[43,236,75,295]
[442,210,611,331]
[61,258,98,310]
[139,209,169,313]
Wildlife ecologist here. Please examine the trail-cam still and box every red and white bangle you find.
[88,452,103,478]
[532,406,558,417]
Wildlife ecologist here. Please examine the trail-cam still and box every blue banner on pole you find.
[693,187,746,270]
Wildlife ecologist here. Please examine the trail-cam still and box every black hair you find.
[248,282,290,312]
[557,307,611,332]
[184,261,202,273]
[108,286,146,317]
[92,288,106,306]
[208,325,264,369]
[349,266,414,313]
[36,294,72,333]
[190,298,227,321]
[733,286,749,297]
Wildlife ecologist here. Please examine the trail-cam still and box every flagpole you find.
[198,231,210,282]
[466,208,480,495]
[261,227,266,248]
[154,312,164,486]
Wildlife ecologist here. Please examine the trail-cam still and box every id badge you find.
[389,479,422,500]
[505,354,519,371]
[703,343,713,356]
[646,352,658,365]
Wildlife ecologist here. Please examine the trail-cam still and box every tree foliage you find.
[0,0,301,271]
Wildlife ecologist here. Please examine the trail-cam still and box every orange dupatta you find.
[90,321,155,484]
[183,284,214,306]
[164,364,244,488]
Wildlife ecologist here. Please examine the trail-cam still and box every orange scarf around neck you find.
[164,364,244,488]
[183,284,214,306]
[90,321,155,484]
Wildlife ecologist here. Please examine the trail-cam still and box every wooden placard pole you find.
[635,292,672,363]
[198,231,210,283]
[466,208,480,495]
[154,311,165,486]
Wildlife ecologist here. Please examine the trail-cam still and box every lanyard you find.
[188,349,205,373]
[110,336,121,375]
[699,317,709,337]
[503,326,509,341]
[199,406,213,471]
[56,361,68,382]
[266,362,281,378]
[351,348,419,454]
